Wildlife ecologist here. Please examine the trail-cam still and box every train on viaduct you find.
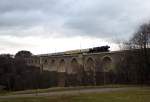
[24,46,129,87]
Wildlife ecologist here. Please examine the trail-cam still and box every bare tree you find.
[131,23,150,63]
[133,23,150,84]
[130,23,150,49]
[124,22,150,84]
[115,22,150,85]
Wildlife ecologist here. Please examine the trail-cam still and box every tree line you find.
[116,21,150,85]
[0,51,57,91]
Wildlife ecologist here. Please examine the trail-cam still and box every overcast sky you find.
[0,0,150,54]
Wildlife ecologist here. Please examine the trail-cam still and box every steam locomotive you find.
[88,45,110,53]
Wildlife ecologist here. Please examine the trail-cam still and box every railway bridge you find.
[25,50,126,86]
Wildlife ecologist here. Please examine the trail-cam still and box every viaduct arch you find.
[26,51,124,86]
[57,59,66,86]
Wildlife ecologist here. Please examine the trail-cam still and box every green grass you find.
[0,87,150,102]
[1,84,137,95]
[0,90,9,95]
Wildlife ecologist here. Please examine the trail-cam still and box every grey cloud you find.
[0,0,150,39]
[0,0,75,36]
[0,0,57,12]
[0,11,46,27]
[64,0,150,39]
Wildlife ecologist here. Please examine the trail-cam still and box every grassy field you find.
[0,84,138,95]
[0,87,149,102]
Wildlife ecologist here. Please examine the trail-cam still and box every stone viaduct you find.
[25,50,126,86]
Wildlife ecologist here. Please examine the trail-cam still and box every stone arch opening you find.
[84,57,96,85]
[49,59,56,71]
[102,56,112,72]
[51,59,55,65]
[57,59,66,87]
[58,59,66,72]
[102,56,114,84]
[70,58,79,74]
[86,57,95,71]
[67,58,82,86]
